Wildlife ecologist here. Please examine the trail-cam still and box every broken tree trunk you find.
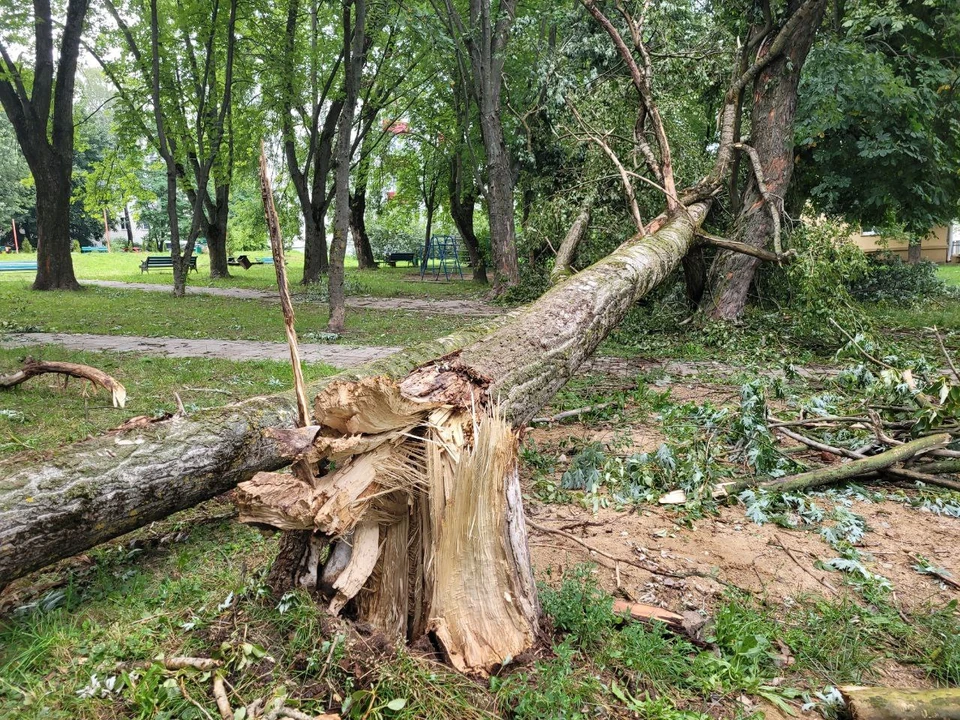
[839,686,960,720]
[0,204,708,673]
[236,203,710,674]
[0,324,504,590]
[550,191,595,284]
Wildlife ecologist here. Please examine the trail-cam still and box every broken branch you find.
[0,360,127,408]
[697,230,794,263]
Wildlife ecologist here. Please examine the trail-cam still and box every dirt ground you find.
[523,375,960,693]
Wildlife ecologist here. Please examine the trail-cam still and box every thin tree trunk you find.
[328,0,366,332]
[206,183,231,279]
[350,186,376,269]
[908,240,921,264]
[703,0,827,319]
[449,154,486,283]
[123,204,135,249]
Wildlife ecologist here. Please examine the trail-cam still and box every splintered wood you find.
[236,375,539,674]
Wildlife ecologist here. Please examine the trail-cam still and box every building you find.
[850,224,960,263]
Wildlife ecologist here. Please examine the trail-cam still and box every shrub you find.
[367,225,422,260]
[847,252,949,303]
[72,240,81,252]
[20,238,33,252]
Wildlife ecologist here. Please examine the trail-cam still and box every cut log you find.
[611,599,685,631]
[839,686,960,720]
[0,359,127,408]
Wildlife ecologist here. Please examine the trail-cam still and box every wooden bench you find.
[80,245,109,253]
[0,262,37,273]
[385,252,419,267]
[139,255,198,273]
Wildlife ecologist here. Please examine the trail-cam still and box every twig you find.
[771,534,836,594]
[527,519,727,585]
[912,552,960,590]
[178,677,215,720]
[932,326,960,384]
[174,392,186,416]
[531,402,614,424]
[164,657,222,671]
[828,318,894,370]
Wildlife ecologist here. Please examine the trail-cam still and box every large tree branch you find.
[32,0,55,125]
[51,0,89,151]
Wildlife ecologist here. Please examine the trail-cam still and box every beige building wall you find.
[850,226,950,263]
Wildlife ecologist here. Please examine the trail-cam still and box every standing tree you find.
[0,0,90,289]
[433,0,521,294]
[701,0,829,319]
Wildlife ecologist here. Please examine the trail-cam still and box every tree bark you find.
[349,186,376,269]
[0,205,708,654]
[908,240,921,264]
[328,0,366,332]
[33,163,80,290]
[449,153,487,283]
[550,191,594,284]
[0,0,88,290]
[481,113,520,294]
[702,0,827,319]
[123,204,135,249]
[839,686,960,720]
[206,183,232,279]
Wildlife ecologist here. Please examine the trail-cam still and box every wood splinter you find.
[0,359,127,408]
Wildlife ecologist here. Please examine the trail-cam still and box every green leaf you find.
[386,698,407,711]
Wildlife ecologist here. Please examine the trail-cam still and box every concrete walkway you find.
[0,332,400,369]
[83,280,500,317]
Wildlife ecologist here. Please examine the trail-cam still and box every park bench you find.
[385,252,419,267]
[81,245,109,253]
[139,255,198,273]
[0,262,37,273]
[227,255,275,269]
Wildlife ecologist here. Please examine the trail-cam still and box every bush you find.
[847,252,949,303]
[367,225,422,260]
[20,238,33,252]
[72,240,81,252]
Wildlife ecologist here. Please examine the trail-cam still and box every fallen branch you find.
[163,657,222,672]
[839,685,960,720]
[731,142,782,255]
[212,675,232,720]
[776,425,960,492]
[611,598,685,631]
[696,230,794,264]
[762,433,950,493]
[0,360,127,408]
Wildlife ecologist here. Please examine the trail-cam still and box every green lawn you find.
[0,346,338,459]
[56,250,485,298]
[0,282,471,347]
[939,263,960,287]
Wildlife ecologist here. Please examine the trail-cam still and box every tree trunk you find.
[33,164,81,291]
[349,187,376,269]
[302,217,328,284]
[327,0,365,333]
[206,183,231,279]
[449,154,487,283]
[908,239,921,264]
[703,0,827,320]
[481,111,520,294]
[123,204,135,249]
[0,205,708,664]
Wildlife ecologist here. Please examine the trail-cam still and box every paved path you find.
[0,332,400,369]
[83,280,500,317]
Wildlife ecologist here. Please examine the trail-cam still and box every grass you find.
[938,264,960,287]
[0,346,338,459]
[42,250,485,299]
[0,282,472,348]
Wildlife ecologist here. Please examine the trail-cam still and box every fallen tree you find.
[0,0,829,676]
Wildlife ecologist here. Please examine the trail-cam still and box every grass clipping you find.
[236,377,539,674]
